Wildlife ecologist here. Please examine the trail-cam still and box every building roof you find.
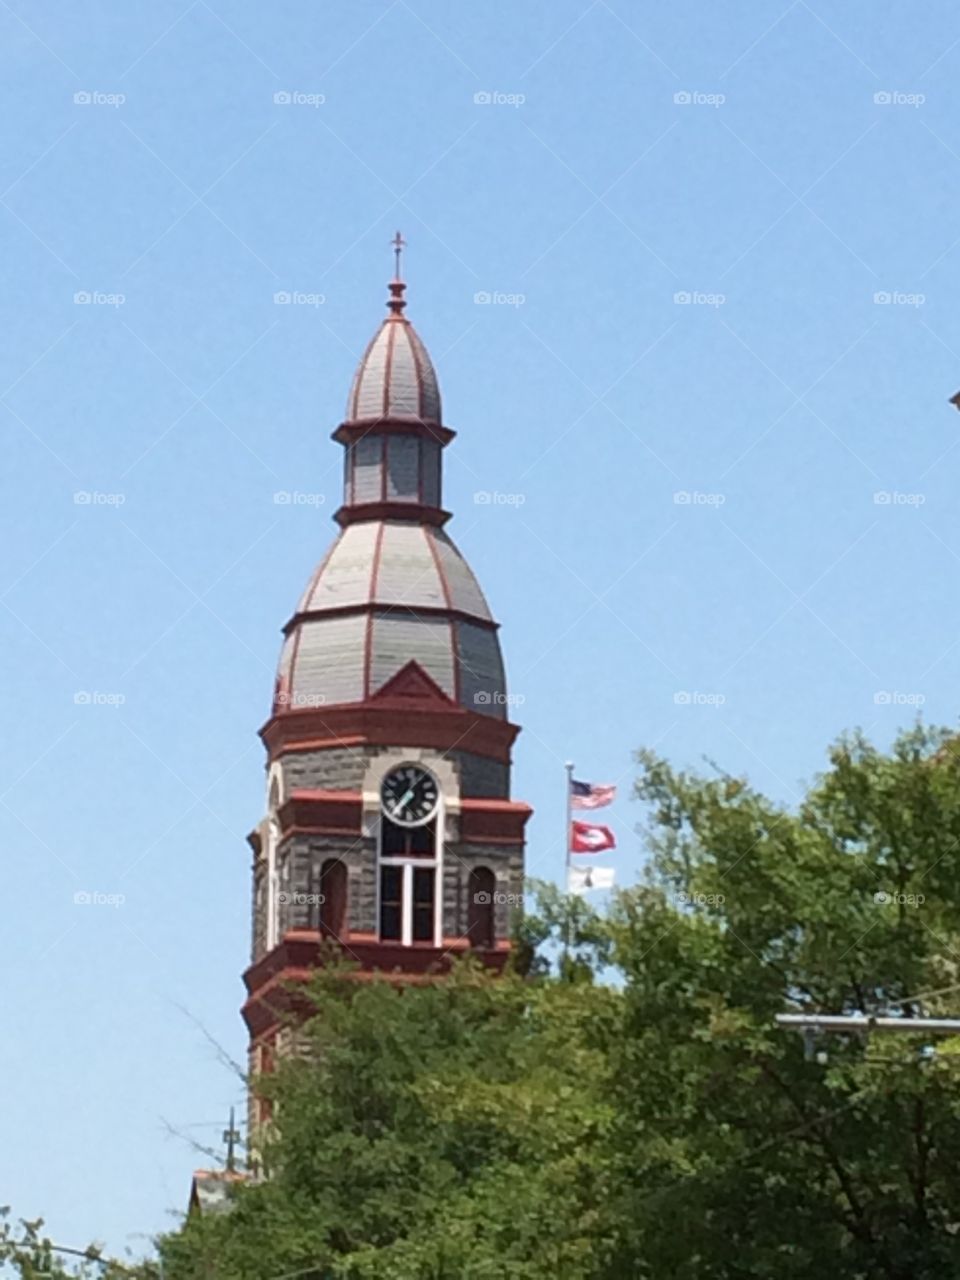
[345,280,442,425]
[276,520,506,718]
[272,258,509,725]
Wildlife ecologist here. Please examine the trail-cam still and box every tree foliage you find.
[12,727,960,1278]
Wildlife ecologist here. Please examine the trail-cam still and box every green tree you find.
[606,727,960,1278]
[14,726,960,1278]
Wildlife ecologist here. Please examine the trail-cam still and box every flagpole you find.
[563,760,574,967]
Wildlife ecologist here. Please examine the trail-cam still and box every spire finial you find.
[392,230,406,281]
[388,231,407,315]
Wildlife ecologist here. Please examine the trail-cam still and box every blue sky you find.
[3,0,960,1258]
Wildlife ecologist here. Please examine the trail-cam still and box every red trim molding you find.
[333,418,455,447]
[277,789,363,838]
[282,600,500,638]
[241,933,510,1037]
[334,500,451,528]
[460,797,533,845]
[261,702,520,766]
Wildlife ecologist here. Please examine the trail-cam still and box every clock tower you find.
[241,249,531,1124]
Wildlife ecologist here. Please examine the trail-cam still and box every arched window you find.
[318,858,347,938]
[467,867,496,948]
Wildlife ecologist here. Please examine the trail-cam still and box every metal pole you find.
[776,1014,960,1034]
[563,761,574,968]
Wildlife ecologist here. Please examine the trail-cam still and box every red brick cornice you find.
[260,702,520,766]
[241,932,510,1037]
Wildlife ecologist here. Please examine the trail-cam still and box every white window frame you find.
[377,795,444,947]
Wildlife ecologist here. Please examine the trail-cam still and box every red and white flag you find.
[570,820,616,853]
[570,779,616,810]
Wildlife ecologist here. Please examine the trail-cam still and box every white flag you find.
[568,865,615,895]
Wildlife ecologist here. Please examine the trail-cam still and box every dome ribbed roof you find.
[345,298,441,425]
[275,521,506,718]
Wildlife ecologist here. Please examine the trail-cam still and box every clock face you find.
[380,765,440,828]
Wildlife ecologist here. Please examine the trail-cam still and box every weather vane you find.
[392,230,406,281]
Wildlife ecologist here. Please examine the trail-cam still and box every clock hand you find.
[393,787,416,816]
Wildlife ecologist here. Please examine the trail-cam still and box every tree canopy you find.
[10,726,960,1279]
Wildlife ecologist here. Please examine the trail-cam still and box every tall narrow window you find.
[412,868,436,941]
[377,793,441,946]
[467,867,496,948]
[380,865,403,941]
[318,858,347,938]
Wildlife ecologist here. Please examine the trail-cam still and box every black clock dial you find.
[380,765,439,827]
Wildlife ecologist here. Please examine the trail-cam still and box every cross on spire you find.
[387,231,408,314]
[392,230,406,281]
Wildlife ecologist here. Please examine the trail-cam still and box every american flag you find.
[570,779,616,810]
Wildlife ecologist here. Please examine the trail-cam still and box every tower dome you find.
[345,279,441,425]
[270,256,510,728]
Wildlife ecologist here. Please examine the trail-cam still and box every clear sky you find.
[3,0,960,1258]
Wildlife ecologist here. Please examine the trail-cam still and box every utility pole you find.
[775,1012,960,1062]
[223,1105,241,1172]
